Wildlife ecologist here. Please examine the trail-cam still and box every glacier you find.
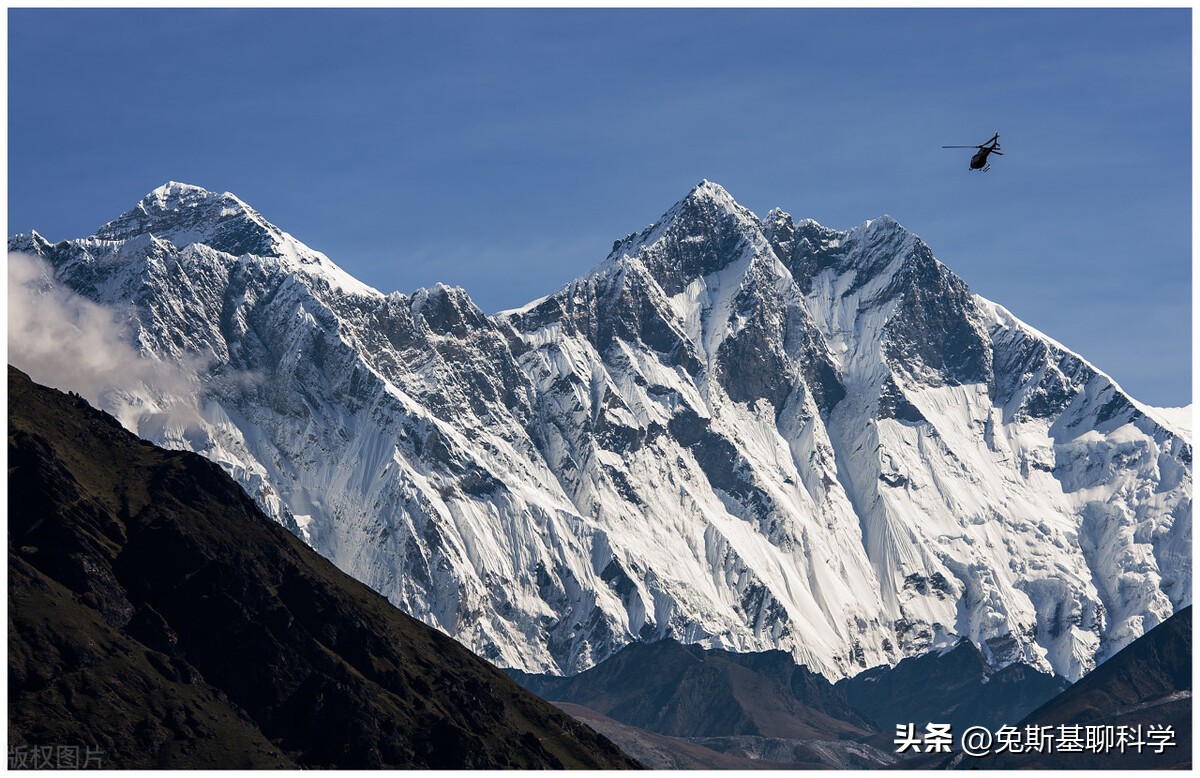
[9,180,1190,681]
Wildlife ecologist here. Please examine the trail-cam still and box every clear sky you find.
[7,8,1192,407]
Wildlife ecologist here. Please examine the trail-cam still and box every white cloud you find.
[8,251,203,431]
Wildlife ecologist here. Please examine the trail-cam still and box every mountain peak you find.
[90,183,382,298]
[844,213,908,240]
[673,179,756,224]
[147,179,221,199]
[685,179,735,204]
[134,181,259,221]
[97,181,279,258]
[594,180,765,296]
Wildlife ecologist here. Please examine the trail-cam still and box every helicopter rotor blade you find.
[942,145,982,149]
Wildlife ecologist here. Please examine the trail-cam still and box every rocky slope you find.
[7,366,638,769]
[508,636,1066,768]
[10,180,1190,682]
[509,639,876,741]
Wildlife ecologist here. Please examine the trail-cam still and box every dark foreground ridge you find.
[7,366,639,769]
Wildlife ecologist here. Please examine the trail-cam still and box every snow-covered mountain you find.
[10,180,1190,682]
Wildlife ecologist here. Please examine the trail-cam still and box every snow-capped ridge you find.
[981,297,1193,440]
[1135,404,1193,439]
[10,179,1189,687]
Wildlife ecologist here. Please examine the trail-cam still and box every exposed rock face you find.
[10,179,1190,682]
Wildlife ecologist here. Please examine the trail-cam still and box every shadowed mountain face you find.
[836,637,1072,735]
[506,636,1068,768]
[7,367,639,770]
[508,638,873,740]
[507,639,895,768]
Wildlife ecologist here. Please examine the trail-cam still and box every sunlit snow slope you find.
[10,180,1190,681]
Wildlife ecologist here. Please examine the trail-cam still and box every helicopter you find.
[943,131,1002,172]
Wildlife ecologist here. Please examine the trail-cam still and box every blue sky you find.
[7,8,1191,406]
